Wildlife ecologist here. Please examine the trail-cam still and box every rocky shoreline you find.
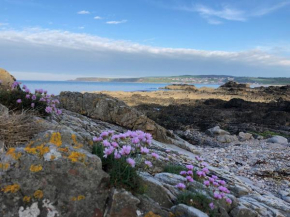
[0,70,290,217]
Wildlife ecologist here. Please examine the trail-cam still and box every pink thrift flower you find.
[140,147,149,154]
[209,202,215,210]
[111,142,119,148]
[100,131,109,138]
[120,145,131,155]
[213,182,219,187]
[220,180,226,186]
[103,146,114,158]
[151,152,159,159]
[56,109,62,115]
[31,103,35,108]
[114,150,121,159]
[22,85,27,89]
[204,180,210,186]
[197,171,206,178]
[195,156,203,162]
[145,160,152,167]
[132,137,140,144]
[186,176,194,182]
[126,158,135,167]
[186,165,194,170]
[25,94,30,99]
[180,171,187,176]
[102,140,111,147]
[31,95,37,100]
[202,167,209,174]
[25,88,30,93]
[187,170,193,175]
[175,183,186,190]
[226,198,232,204]
[16,99,22,103]
[212,175,218,180]
[93,137,102,142]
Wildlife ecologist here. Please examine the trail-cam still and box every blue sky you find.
[0,0,290,80]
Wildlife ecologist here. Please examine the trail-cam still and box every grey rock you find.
[171,204,209,217]
[217,135,238,143]
[154,172,186,186]
[0,130,110,217]
[267,136,288,144]
[136,195,170,217]
[138,172,176,208]
[105,188,140,217]
[238,132,253,141]
[230,205,258,217]
[206,126,230,137]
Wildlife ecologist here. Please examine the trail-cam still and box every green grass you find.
[92,144,140,191]
[249,130,289,138]
[163,163,187,175]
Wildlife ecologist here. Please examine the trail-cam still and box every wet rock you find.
[267,136,288,144]
[0,68,16,90]
[171,204,209,217]
[106,188,140,217]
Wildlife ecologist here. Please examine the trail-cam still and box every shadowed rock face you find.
[59,91,173,143]
[219,81,250,90]
[0,68,16,90]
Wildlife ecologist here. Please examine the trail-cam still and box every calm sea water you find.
[19,80,220,95]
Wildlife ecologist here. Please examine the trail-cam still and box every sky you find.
[0,0,290,80]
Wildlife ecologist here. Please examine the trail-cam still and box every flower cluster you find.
[11,81,61,115]
[176,156,232,210]
[93,130,156,168]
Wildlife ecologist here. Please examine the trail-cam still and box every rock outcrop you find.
[0,68,16,90]
[219,81,250,91]
[163,84,198,91]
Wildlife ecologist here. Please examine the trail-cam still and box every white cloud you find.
[77,10,90,15]
[0,28,289,79]
[178,1,290,24]
[0,23,9,26]
[106,20,127,24]
[94,16,103,20]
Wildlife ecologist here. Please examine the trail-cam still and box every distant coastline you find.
[68,75,290,86]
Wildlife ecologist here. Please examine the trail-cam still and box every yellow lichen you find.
[23,196,31,203]
[71,195,85,201]
[68,152,85,163]
[30,164,43,172]
[6,148,22,160]
[71,134,83,149]
[58,147,69,152]
[34,190,43,199]
[0,163,10,171]
[50,132,62,147]
[24,144,49,157]
[88,141,93,146]
[2,184,20,193]
[50,155,56,160]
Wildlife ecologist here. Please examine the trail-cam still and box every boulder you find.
[171,204,209,217]
[238,132,253,141]
[0,130,110,217]
[206,126,230,137]
[267,136,288,144]
[0,68,16,90]
[0,104,8,116]
[219,81,250,90]
[59,91,180,145]
[230,205,258,217]
[217,135,238,143]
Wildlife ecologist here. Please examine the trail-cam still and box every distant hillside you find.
[71,75,290,85]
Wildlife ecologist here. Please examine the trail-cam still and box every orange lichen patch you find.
[88,141,93,146]
[71,195,85,201]
[23,196,31,203]
[2,184,20,193]
[30,164,43,172]
[49,132,62,147]
[6,148,22,160]
[34,190,43,199]
[144,212,162,217]
[58,147,69,153]
[71,134,83,149]
[25,144,49,157]
[50,155,56,160]
[26,140,35,148]
[0,163,10,171]
[68,152,86,163]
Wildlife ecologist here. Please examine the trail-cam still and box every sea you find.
[19,80,220,95]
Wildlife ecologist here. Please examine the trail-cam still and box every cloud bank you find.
[0,28,289,80]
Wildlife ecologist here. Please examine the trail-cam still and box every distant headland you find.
[69,75,290,85]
